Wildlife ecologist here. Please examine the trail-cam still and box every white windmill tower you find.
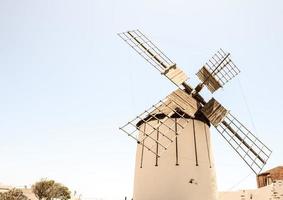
[118,30,272,200]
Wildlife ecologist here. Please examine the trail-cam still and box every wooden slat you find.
[149,99,177,116]
[196,66,222,93]
[171,71,187,85]
[166,67,180,77]
[168,89,198,117]
[201,98,228,126]
[148,89,197,118]
[166,67,188,85]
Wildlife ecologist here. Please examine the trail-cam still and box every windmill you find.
[118,30,272,200]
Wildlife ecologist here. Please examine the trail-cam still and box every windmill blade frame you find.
[196,49,240,93]
[215,112,272,174]
[119,89,198,157]
[118,30,189,87]
[200,98,272,174]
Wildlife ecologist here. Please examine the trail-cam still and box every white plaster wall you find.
[219,180,283,200]
[133,119,218,200]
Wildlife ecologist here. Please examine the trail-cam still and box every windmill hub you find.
[118,29,272,200]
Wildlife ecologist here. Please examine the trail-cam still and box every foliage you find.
[32,179,71,200]
[0,188,28,200]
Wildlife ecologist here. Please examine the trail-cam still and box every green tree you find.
[32,179,71,200]
[0,188,28,200]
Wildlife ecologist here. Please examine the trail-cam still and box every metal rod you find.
[192,120,199,166]
[175,118,179,166]
[140,123,146,168]
[155,121,159,166]
[204,123,212,168]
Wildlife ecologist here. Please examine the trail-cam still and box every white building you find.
[219,166,283,200]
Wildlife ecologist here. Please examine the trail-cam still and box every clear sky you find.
[0,0,283,199]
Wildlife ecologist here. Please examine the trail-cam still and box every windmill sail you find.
[118,30,188,86]
[215,112,272,174]
[196,49,240,93]
[119,89,198,157]
[200,98,271,174]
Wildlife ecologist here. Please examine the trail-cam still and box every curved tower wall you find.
[133,118,218,200]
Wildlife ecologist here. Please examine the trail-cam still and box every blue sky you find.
[0,0,283,199]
